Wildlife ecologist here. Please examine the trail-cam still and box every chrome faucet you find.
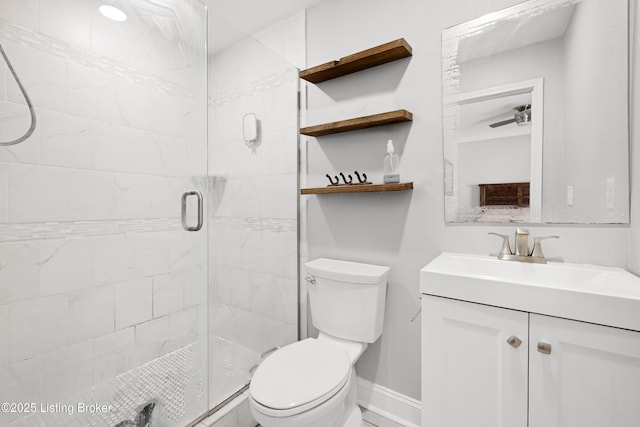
[489,229,559,264]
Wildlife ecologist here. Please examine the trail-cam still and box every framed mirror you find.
[442,0,630,224]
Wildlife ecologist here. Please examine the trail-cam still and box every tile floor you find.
[198,391,408,427]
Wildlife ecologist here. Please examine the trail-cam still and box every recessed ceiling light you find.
[99,5,127,22]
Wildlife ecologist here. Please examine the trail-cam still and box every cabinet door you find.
[422,296,528,427]
[530,314,640,427]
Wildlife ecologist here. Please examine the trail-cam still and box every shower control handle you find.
[181,191,203,232]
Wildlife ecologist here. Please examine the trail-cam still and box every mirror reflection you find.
[442,0,629,224]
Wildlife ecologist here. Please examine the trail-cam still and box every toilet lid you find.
[250,338,351,412]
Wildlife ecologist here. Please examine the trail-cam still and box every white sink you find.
[421,252,640,331]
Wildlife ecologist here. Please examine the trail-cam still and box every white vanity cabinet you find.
[422,295,640,427]
[422,296,528,427]
[529,313,640,427]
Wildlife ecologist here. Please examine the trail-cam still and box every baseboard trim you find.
[357,377,421,427]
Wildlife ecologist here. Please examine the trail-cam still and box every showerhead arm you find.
[0,42,37,146]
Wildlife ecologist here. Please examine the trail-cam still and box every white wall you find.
[562,0,629,223]
[305,0,631,401]
[458,136,531,208]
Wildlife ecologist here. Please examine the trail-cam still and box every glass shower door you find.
[208,10,301,409]
[0,0,208,425]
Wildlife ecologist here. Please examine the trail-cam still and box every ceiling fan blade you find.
[489,118,517,128]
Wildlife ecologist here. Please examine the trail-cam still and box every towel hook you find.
[326,174,340,186]
[354,171,368,184]
[339,172,353,184]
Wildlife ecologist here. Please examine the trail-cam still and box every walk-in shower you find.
[0,0,299,425]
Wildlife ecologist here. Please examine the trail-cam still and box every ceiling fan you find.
[489,104,532,128]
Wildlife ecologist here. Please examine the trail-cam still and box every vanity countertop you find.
[421,252,640,331]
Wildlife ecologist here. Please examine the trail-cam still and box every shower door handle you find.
[181,191,203,231]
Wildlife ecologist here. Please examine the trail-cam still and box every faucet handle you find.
[488,232,512,256]
[530,235,559,258]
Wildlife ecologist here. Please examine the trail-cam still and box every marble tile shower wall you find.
[0,1,208,425]
[208,30,299,406]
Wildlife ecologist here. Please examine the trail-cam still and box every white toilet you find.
[249,258,390,427]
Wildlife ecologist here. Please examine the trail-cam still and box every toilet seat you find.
[250,338,351,417]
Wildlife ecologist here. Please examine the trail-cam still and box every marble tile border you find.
[210,216,296,233]
[0,18,201,101]
[0,216,297,243]
[0,218,183,243]
[209,67,299,108]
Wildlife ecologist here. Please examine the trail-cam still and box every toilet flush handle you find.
[305,274,316,284]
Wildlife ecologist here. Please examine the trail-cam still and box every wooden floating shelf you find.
[301,182,414,195]
[301,109,413,137]
[300,38,412,83]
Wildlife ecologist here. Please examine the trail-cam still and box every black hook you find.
[326,174,339,186]
[354,171,368,183]
[339,172,353,184]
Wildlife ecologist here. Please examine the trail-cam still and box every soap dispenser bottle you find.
[384,139,400,184]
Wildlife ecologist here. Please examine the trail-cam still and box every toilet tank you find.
[305,258,389,343]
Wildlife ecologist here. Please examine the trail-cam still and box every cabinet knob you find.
[506,335,522,348]
[537,342,552,355]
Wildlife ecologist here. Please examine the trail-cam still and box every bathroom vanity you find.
[420,252,640,427]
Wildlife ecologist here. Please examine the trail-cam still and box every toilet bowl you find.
[250,336,361,427]
[249,258,389,427]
